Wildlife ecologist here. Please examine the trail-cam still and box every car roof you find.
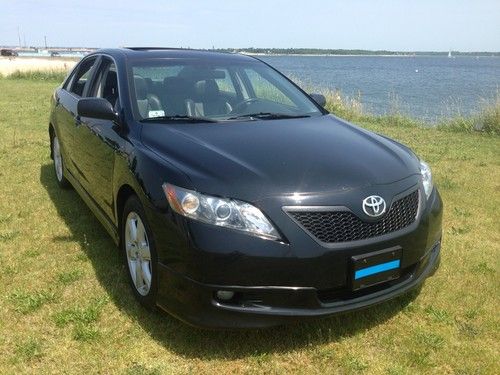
[95,47,257,62]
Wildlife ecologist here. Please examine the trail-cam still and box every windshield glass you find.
[129,57,323,122]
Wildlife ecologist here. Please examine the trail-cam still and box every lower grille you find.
[317,263,418,304]
[287,190,419,243]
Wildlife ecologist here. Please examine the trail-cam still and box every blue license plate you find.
[351,247,402,290]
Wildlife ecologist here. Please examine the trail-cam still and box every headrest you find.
[104,70,117,94]
[134,75,148,100]
[144,77,154,89]
[163,77,191,95]
[194,79,220,98]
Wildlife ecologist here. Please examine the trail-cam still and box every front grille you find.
[287,190,419,243]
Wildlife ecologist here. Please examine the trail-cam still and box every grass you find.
[0,77,498,374]
[8,289,58,314]
[5,69,68,82]
[14,338,44,362]
[56,269,84,285]
[318,87,500,136]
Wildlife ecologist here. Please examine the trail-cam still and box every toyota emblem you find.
[362,195,387,217]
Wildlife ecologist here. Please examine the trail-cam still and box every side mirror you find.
[77,98,117,121]
[309,93,326,107]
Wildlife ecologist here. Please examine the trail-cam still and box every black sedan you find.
[49,48,443,328]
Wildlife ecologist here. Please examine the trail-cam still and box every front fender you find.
[112,141,192,227]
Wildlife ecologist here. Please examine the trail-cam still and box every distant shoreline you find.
[1,46,500,58]
[2,53,499,61]
[221,48,500,57]
[243,53,500,57]
[2,52,498,76]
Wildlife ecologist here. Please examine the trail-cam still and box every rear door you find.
[76,57,123,219]
[54,56,99,185]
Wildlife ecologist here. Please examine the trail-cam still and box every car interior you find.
[134,75,162,117]
[102,70,119,108]
[132,68,238,119]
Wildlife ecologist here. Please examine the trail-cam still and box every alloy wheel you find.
[53,136,63,182]
[124,212,152,296]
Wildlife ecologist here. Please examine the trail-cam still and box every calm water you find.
[260,55,500,121]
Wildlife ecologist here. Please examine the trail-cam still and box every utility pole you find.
[44,36,47,49]
[17,26,21,47]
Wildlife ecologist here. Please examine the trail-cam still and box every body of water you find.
[259,55,500,121]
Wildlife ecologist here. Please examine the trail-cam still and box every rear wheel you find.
[121,196,158,309]
[51,134,70,188]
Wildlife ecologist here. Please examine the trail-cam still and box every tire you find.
[121,195,158,309]
[51,133,71,189]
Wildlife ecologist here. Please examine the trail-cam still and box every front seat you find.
[162,77,193,116]
[188,79,232,117]
[103,70,118,108]
[134,75,162,118]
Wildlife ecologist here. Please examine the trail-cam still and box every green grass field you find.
[0,78,499,374]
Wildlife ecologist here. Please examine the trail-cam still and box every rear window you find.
[132,66,183,82]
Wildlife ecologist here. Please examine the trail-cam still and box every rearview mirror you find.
[309,93,326,107]
[77,98,117,121]
[212,70,226,79]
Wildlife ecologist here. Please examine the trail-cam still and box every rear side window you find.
[67,57,97,97]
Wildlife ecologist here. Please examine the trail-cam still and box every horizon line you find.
[1,45,499,54]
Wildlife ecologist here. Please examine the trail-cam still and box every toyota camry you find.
[48,48,443,328]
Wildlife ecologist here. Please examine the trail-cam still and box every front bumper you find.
[156,241,440,328]
[148,182,443,328]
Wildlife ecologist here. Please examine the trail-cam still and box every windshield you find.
[129,57,323,122]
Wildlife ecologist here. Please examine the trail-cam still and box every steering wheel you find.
[230,98,259,113]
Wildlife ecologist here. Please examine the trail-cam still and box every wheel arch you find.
[116,184,138,236]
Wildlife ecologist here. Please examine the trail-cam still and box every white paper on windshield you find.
[148,110,165,118]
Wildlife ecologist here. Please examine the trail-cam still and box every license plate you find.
[351,247,402,291]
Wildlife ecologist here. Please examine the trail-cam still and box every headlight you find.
[419,160,433,199]
[162,183,281,240]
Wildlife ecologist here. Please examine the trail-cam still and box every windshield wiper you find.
[140,115,218,123]
[227,112,311,121]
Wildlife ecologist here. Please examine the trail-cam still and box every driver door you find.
[77,57,123,219]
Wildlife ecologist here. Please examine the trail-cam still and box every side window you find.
[89,58,119,108]
[244,68,294,106]
[214,69,236,95]
[62,69,76,90]
[68,57,97,97]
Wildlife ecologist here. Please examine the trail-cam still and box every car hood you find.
[141,115,420,202]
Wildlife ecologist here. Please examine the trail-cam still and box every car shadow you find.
[40,163,420,360]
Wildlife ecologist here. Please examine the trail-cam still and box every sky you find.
[1,0,499,51]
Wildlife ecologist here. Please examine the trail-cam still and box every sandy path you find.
[0,57,79,75]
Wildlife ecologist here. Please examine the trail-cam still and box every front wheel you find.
[121,196,158,309]
[51,134,70,188]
